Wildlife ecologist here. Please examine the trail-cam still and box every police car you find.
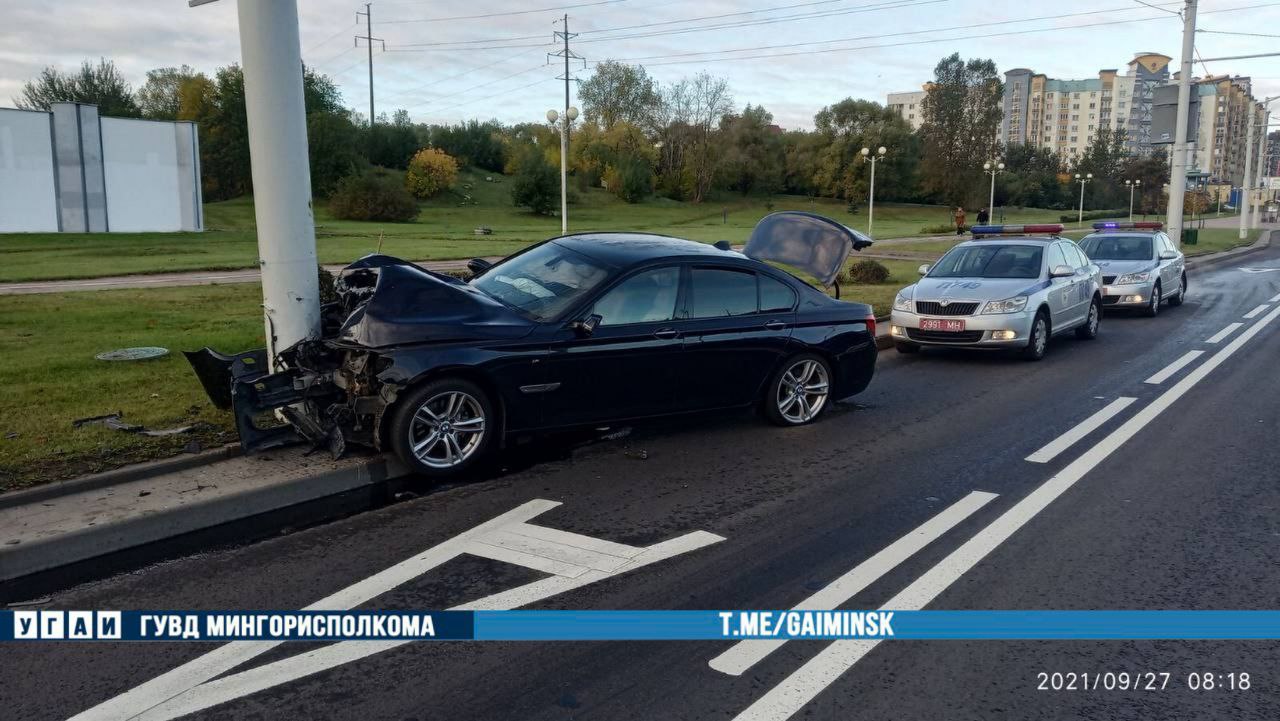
[1077,222,1185,317]
[890,224,1102,361]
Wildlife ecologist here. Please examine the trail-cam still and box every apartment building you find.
[886,89,927,130]
[1183,75,1259,185]
[1000,53,1172,159]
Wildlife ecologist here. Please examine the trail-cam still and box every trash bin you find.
[1182,227,1198,245]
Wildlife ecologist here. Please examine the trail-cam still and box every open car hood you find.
[743,211,873,286]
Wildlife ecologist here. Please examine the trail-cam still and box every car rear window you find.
[928,245,1044,279]
[760,275,797,312]
[691,268,758,318]
[1079,235,1154,261]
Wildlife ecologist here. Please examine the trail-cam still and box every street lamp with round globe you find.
[546,106,579,234]
[860,146,888,236]
[984,161,1005,222]
[1075,173,1093,225]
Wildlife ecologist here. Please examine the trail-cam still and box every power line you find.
[381,0,626,25]
[401,64,549,110]
[1199,28,1280,37]
[428,77,557,117]
[380,46,551,103]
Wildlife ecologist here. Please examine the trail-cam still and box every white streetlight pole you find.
[1075,172,1092,225]
[1167,0,1198,248]
[1251,97,1278,230]
[1126,179,1142,221]
[861,146,886,236]
[547,106,578,235]
[234,0,320,365]
[984,161,1004,222]
[1240,104,1258,240]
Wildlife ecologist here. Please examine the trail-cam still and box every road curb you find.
[1186,229,1274,270]
[0,444,243,510]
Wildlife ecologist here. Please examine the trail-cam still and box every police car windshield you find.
[928,244,1043,279]
[1079,234,1153,261]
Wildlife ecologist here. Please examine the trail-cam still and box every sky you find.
[2,0,1279,130]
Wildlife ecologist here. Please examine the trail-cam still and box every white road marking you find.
[1143,350,1204,385]
[72,500,724,721]
[731,303,1280,721]
[1206,322,1243,344]
[1243,304,1269,319]
[708,491,997,677]
[1270,292,1280,303]
[1024,398,1137,464]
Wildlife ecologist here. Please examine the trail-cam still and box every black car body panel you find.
[187,212,879,462]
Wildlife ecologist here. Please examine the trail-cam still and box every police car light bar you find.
[970,224,1065,235]
[1091,221,1164,230]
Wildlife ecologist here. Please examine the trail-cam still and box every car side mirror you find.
[917,264,931,276]
[1050,264,1075,278]
[571,314,602,337]
[466,258,493,276]
[1159,250,1177,260]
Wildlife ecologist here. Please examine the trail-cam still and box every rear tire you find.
[895,341,920,354]
[1169,274,1186,306]
[1075,297,1101,340]
[389,377,496,478]
[1021,311,1049,361]
[1145,282,1162,317]
[764,354,833,427]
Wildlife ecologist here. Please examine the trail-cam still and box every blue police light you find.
[1091,221,1163,230]
[971,224,1065,236]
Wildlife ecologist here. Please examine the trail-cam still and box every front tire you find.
[1145,282,1162,317]
[764,354,832,426]
[389,377,496,478]
[1075,297,1101,340]
[1021,311,1049,361]
[1169,274,1186,306]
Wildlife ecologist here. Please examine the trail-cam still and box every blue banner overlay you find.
[7,610,1280,642]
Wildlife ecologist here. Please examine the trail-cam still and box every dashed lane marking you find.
[1024,398,1137,464]
[1243,304,1269,319]
[1143,350,1204,385]
[1206,322,1243,344]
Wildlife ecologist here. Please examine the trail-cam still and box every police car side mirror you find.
[1050,264,1075,278]
[917,264,931,276]
[1159,250,1178,260]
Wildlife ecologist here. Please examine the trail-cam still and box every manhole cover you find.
[95,347,170,361]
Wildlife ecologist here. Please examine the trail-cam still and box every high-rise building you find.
[886,89,927,130]
[1183,75,1258,185]
[1000,53,1172,159]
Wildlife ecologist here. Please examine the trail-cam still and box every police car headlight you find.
[981,295,1028,314]
[1116,272,1150,284]
[893,293,913,312]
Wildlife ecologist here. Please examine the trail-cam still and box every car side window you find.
[759,274,797,312]
[690,268,758,318]
[1047,243,1068,273]
[1066,243,1089,269]
[590,267,681,326]
[1159,234,1177,256]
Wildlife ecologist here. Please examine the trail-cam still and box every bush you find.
[842,259,891,285]
[328,168,419,222]
[1059,209,1125,223]
[405,148,459,199]
[920,223,955,234]
[510,147,558,215]
[603,155,653,203]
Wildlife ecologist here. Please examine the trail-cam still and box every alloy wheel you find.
[1032,317,1047,356]
[776,359,830,424]
[407,391,486,469]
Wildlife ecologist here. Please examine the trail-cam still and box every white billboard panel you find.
[0,108,59,232]
[102,118,185,232]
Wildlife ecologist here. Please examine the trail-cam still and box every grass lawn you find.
[0,167,1071,283]
[0,254,916,489]
[1182,227,1262,256]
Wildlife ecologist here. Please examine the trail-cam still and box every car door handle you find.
[764,320,787,330]
[653,328,679,339]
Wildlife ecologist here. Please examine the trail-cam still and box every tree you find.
[14,58,140,117]
[669,72,734,202]
[578,61,660,130]
[1001,143,1068,209]
[424,120,507,171]
[329,168,419,222]
[808,98,918,205]
[366,109,421,169]
[510,145,558,214]
[720,105,784,196]
[1075,126,1129,209]
[1120,152,1169,215]
[137,66,205,120]
[405,148,459,199]
[919,54,1003,206]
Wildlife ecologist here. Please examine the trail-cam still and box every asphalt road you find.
[6,240,1280,721]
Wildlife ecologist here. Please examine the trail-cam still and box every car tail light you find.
[865,315,876,339]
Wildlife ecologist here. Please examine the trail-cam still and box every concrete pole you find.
[1240,107,1256,240]
[237,0,321,366]
[559,121,568,235]
[1167,0,1197,248]
[987,170,996,223]
[867,157,876,237]
[1252,101,1273,229]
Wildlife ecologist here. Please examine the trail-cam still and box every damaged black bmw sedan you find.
[188,212,878,478]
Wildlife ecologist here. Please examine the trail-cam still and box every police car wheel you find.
[1169,274,1186,306]
[895,341,919,354]
[1021,311,1049,361]
[1145,282,1161,317]
[1075,297,1100,340]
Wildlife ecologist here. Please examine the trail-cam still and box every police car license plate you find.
[920,318,965,332]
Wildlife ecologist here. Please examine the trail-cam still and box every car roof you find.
[959,237,1062,246]
[1081,230,1160,238]
[553,232,743,266]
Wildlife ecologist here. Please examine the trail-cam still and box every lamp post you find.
[1075,172,1093,225]
[1251,97,1278,230]
[983,161,1004,222]
[1125,179,1142,221]
[861,145,886,236]
[546,106,578,234]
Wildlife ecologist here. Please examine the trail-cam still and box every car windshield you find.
[1079,234,1154,261]
[928,244,1044,279]
[470,242,611,320]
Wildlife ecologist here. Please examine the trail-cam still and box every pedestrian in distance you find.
[953,207,966,235]
[976,207,990,225]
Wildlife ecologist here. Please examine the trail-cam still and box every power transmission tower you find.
[355,3,384,131]
[549,15,586,146]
